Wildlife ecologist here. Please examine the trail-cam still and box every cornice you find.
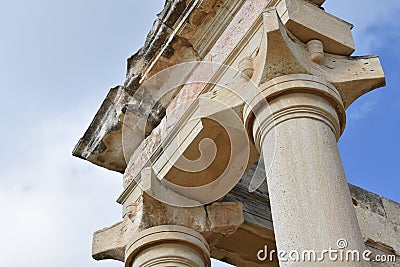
[73,0,249,172]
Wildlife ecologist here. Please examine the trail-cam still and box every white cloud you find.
[0,110,123,267]
[0,110,237,267]
[347,100,377,121]
[324,0,400,54]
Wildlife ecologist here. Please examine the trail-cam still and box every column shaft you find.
[247,74,368,266]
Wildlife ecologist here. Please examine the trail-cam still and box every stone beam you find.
[311,0,325,5]
[72,0,341,173]
[93,161,400,266]
[148,95,259,204]
[73,0,248,172]
[93,167,244,263]
[92,221,127,262]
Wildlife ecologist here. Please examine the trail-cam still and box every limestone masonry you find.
[74,0,399,266]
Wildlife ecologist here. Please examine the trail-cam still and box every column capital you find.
[125,225,211,267]
[242,6,385,150]
[244,74,346,151]
[249,7,384,109]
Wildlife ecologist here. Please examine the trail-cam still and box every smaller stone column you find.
[125,225,211,267]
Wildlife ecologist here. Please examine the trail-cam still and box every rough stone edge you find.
[72,0,242,171]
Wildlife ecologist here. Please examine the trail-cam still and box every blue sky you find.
[0,1,398,267]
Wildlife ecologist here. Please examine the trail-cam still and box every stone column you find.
[125,225,211,267]
[245,74,368,266]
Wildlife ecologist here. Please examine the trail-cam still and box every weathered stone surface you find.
[206,202,244,235]
[72,86,128,173]
[73,0,382,174]
[94,168,245,262]
[350,184,387,217]
[223,160,400,265]
[355,205,400,255]
[73,0,249,172]
[75,0,400,266]
[311,0,325,5]
[382,197,400,223]
[92,156,400,265]
[222,160,273,230]
[277,0,355,55]
[123,0,269,185]
[92,221,127,262]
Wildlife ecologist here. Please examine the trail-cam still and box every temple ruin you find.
[73,0,400,266]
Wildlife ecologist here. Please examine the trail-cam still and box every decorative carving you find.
[239,56,255,79]
[307,39,324,64]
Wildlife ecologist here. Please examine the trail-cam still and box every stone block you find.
[382,197,400,224]
[277,0,355,55]
[355,206,400,255]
